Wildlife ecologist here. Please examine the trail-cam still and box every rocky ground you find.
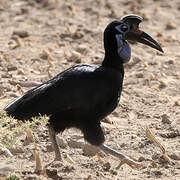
[0,0,180,179]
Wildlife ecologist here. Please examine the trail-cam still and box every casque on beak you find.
[124,26,164,53]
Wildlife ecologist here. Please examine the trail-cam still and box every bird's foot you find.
[45,153,74,168]
[116,156,140,169]
[99,144,141,169]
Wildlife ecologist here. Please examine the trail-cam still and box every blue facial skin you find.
[115,34,131,63]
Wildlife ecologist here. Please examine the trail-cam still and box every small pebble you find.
[10,147,24,154]
[161,114,171,124]
[12,30,29,38]
[73,31,84,39]
[46,168,58,178]
[138,156,145,162]
[166,21,177,30]
[153,170,163,176]
[159,80,168,88]
[152,152,161,160]
[103,162,111,171]
[166,60,174,65]
[169,152,180,160]
[8,92,20,98]
[0,166,14,173]
[136,73,144,78]
[150,73,156,80]
[70,50,82,63]
[83,144,99,156]
[156,32,164,37]
[7,66,17,71]
[141,13,151,20]
[19,81,41,87]
[174,100,180,106]
[1,73,12,78]
[76,44,88,54]
[85,175,93,180]
[17,69,25,75]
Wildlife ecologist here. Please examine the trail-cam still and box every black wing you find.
[4,65,123,120]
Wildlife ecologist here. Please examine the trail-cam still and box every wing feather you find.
[4,65,122,120]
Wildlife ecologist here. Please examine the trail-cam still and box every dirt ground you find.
[0,0,180,179]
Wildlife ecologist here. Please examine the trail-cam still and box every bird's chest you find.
[95,87,121,120]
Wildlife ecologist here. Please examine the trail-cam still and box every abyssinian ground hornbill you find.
[4,15,163,168]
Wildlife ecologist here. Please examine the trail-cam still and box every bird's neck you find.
[102,52,124,73]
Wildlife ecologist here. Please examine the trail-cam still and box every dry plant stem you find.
[64,154,74,164]
[48,125,62,161]
[26,128,34,142]
[99,144,140,169]
[33,143,42,172]
[146,127,171,164]
[15,37,22,47]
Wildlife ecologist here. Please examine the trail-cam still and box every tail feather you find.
[4,96,23,114]
[4,95,30,120]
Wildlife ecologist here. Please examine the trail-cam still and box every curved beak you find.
[125,27,164,53]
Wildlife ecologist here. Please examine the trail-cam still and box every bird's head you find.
[104,14,163,63]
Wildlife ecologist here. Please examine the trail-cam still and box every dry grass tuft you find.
[0,110,49,149]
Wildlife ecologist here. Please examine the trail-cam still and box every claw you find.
[146,127,171,164]
[93,154,106,164]
[116,157,141,169]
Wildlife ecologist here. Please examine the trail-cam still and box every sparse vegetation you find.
[109,168,118,175]
[0,110,49,149]
[7,173,21,180]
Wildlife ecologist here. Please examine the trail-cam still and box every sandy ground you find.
[0,0,180,179]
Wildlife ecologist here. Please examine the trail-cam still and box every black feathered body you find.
[5,64,124,145]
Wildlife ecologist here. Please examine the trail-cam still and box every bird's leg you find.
[99,144,140,169]
[48,125,62,161]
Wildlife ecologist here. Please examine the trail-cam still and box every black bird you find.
[4,14,163,168]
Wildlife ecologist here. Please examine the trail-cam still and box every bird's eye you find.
[115,24,130,34]
[121,25,128,32]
